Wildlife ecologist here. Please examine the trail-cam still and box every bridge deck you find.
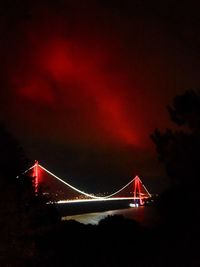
[56,197,148,204]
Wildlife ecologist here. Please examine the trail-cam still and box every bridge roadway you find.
[53,197,149,216]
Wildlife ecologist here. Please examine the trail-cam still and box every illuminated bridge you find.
[21,161,152,211]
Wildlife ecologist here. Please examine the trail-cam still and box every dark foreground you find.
[1,203,200,267]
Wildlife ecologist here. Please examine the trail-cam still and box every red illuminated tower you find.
[133,176,143,205]
[34,160,39,195]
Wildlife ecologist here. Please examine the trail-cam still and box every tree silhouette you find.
[0,124,34,264]
[151,89,200,222]
[0,123,29,186]
[0,124,58,266]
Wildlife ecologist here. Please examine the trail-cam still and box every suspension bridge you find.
[21,161,152,209]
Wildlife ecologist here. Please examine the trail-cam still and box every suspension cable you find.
[19,162,151,199]
[39,164,137,199]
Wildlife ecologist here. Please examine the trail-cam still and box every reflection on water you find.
[62,206,158,226]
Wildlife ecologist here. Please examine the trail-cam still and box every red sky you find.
[0,0,200,193]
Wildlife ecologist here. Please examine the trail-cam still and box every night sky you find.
[0,0,199,194]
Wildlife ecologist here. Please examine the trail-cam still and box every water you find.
[61,206,158,227]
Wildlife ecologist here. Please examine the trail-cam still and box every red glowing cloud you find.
[9,23,140,146]
[41,40,139,145]
[3,2,180,151]
[18,77,55,104]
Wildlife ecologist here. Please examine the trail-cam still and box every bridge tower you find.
[133,176,143,206]
[34,160,39,195]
